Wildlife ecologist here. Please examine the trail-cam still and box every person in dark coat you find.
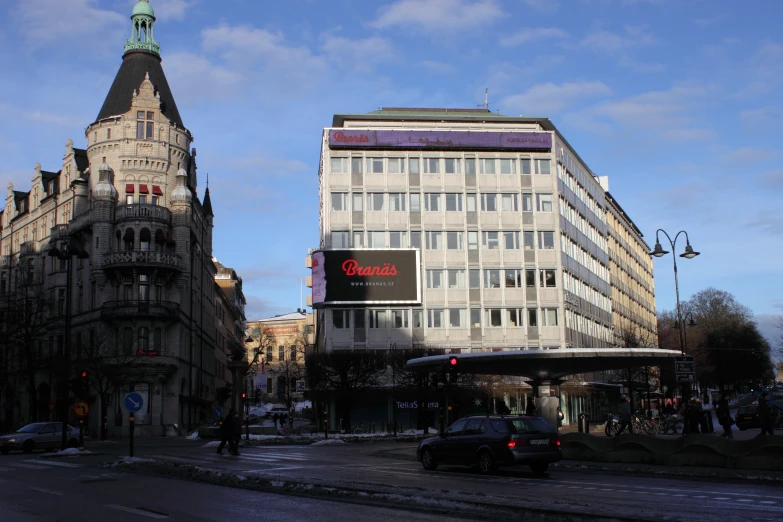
[272,412,279,428]
[229,410,242,455]
[717,393,733,439]
[525,397,537,416]
[758,392,774,436]
[616,396,633,435]
[216,409,234,455]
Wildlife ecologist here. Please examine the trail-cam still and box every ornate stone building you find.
[0,0,232,436]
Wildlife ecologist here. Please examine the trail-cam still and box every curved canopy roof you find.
[404,348,683,381]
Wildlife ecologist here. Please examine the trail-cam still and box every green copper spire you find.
[124,0,160,56]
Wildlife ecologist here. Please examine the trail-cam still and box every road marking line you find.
[0,467,13,472]
[759,501,776,505]
[103,505,168,519]
[736,499,753,502]
[26,460,82,468]
[29,487,63,496]
[713,497,729,501]
[567,486,582,489]
[9,463,50,470]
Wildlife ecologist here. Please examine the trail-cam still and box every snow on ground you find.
[40,448,95,458]
[201,441,221,448]
[186,431,200,440]
[112,456,156,466]
[311,439,346,446]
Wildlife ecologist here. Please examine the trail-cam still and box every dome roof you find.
[171,168,192,202]
[132,0,155,18]
[94,164,117,200]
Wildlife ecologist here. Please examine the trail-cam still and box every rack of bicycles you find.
[604,410,685,436]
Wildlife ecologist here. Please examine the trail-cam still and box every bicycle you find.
[605,413,621,437]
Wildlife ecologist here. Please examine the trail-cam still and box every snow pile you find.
[311,439,346,446]
[248,405,268,417]
[201,441,221,448]
[186,431,200,440]
[109,456,157,467]
[40,448,95,458]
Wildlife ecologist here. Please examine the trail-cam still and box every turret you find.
[171,168,192,274]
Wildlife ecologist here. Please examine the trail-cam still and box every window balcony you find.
[103,250,182,271]
[101,300,179,321]
[116,204,171,224]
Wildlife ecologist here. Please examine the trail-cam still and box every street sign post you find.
[124,392,143,457]
[214,405,223,420]
[72,401,89,450]
[674,356,696,386]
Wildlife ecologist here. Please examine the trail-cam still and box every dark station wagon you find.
[417,415,561,475]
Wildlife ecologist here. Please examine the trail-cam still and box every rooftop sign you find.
[328,129,551,150]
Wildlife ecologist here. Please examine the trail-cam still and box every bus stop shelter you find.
[404,348,683,430]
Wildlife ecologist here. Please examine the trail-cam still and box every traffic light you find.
[447,356,458,383]
[241,392,247,403]
[448,356,458,368]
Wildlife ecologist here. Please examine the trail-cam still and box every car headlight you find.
[6,439,16,443]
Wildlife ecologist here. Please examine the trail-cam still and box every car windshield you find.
[17,423,47,433]
[739,406,757,414]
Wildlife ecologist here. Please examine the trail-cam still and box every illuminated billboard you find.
[311,249,421,306]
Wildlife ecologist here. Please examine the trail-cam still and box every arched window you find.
[154,328,162,352]
[124,228,134,251]
[138,327,149,353]
[140,228,150,252]
[122,327,134,355]
[155,229,165,251]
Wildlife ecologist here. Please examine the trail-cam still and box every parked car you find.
[417,415,561,475]
[264,407,289,419]
[0,422,80,454]
[735,405,759,430]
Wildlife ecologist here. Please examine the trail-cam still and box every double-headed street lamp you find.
[648,229,700,356]
[48,240,89,450]
[674,311,697,354]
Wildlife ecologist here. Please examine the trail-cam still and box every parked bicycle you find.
[352,422,376,435]
[605,413,621,437]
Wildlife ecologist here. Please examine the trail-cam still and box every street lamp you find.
[48,241,89,450]
[673,311,697,354]
[648,230,700,356]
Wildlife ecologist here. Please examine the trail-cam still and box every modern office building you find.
[0,0,236,436]
[214,261,247,408]
[313,108,656,354]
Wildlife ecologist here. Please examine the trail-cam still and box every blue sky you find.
[0,0,781,349]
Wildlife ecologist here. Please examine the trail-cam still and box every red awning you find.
[125,184,135,193]
[152,185,163,196]
[139,184,149,194]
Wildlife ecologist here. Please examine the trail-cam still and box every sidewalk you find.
[553,459,783,482]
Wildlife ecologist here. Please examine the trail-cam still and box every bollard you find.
[129,413,135,457]
[79,419,84,450]
[578,413,589,434]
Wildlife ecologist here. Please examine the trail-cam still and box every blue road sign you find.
[124,392,143,413]
[214,406,223,419]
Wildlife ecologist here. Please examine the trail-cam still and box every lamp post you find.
[48,241,89,450]
[648,230,699,404]
[673,311,697,354]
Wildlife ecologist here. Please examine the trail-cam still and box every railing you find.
[101,300,180,320]
[103,250,182,270]
[116,204,171,224]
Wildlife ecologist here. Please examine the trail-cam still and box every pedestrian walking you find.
[717,393,733,439]
[216,409,234,454]
[616,396,633,435]
[229,410,242,455]
[525,397,537,416]
[272,412,279,428]
[758,391,775,436]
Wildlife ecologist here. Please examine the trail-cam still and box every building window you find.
[536,194,553,212]
[523,231,535,249]
[538,231,555,249]
[409,158,419,175]
[446,231,463,250]
[447,269,465,288]
[138,274,150,301]
[389,231,407,248]
[540,269,556,287]
[482,231,499,250]
[526,269,536,287]
[426,270,443,289]
[410,193,421,212]
[391,310,408,328]
[410,231,421,249]
[352,231,364,248]
[388,193,406,211]
[77,286,83,313]
[266,346,273,362]
[507,309,523,327]
[470,308,481,328]
[503,231,520,250]
[444,158,461,174]
[486,309,502,327]
[535,159,551,175]
[424,193,441,211]
[412,309,423,328]
[528,308,538,327]
[136,111,154,140]
[387,158,405,174]
[140,228,150,252]
[481,193,497,211]
[107,128,111,139]
[154,328,162,351]
[332,310,349,329]
[367,193,384,211]
[138,327,149,352]
[278,345,285,361]
[351,157,363,174]
[479,158,496,174]
[57,289,66,315]
[469,269,480,289]
[330,157,349,173]
[369,310,387,328]
[331,231,349,248]
[331,192,348,211]
[501,193,518,212]
[290,346,297,361]
[368,231,385,248]
[423,158,440,174]
[445,193,463,211]
[466,193,476,212]
[467,231,478,250]
[425,231,442,250]
[352,193,363,212]
[449,308,466,327]
[505,269,522,288]
[522,193,533,212]
[484,269,501,289]
[542,308,558,326]
[126,195,134,205]
[499,159,516,175]
[520,158,532,174]
[427,309,444,328]
[367,157,384,173]
[465,158,476,174]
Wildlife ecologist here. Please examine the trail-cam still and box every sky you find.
[0,0,781,351]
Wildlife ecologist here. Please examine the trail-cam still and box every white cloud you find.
[320,35,395,70]
[739,107,778,123]
[164,52,245,103]
[663,129,716,141]
[591,85,706,128]
[519,0,560,12]
[502,81,612,115]
[152,0,193,21]
[14,0,125,47]
[370,0,504,32]
[720,147,780,164]
[228,155,310,175]
[418,60,454,73]
[617,55,665,73]
[500,27,570,46]
[579,25,658,54]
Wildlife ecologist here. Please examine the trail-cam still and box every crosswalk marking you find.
[25,459,82,468]
[147,451,311,467]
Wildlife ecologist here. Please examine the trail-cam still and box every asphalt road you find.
[2,437,782,521]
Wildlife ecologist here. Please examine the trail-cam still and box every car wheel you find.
[477,450,496,475]
[530,463,549,475]
[22,440,35,454]
[421,448,437,471]
[67,438,78,448]
[0,448,9,455]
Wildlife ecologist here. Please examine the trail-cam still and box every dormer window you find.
[137,111,154,139]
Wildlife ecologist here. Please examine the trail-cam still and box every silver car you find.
[0,423,80,454]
